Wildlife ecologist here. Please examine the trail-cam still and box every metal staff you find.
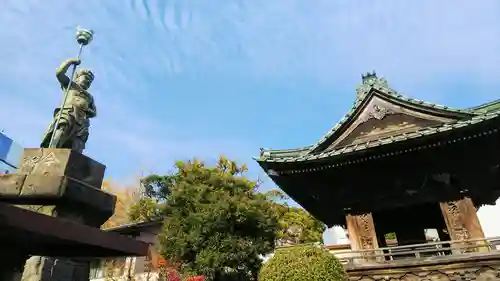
[48,26,94,148]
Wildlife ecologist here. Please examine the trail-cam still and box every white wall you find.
[90,225,162,281]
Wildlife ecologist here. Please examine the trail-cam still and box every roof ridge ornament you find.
[260,148,271,158]
[356,70,389,98]
[361,71,377,84]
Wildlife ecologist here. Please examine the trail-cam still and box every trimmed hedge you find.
[258,245,348,281]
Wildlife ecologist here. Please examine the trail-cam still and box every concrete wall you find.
[90,257,160,281]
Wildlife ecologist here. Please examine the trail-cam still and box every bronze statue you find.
[40,58,96,153]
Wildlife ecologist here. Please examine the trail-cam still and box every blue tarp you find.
[0,132,22,169]
[0,160,14,174]
[0,132,13,161]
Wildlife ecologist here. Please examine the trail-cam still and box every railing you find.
[331,237,500,268]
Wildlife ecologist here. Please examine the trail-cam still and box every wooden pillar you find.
[439,197,485,240]
[345,213,379,254]
[439,197,486,253]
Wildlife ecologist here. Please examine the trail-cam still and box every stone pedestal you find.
[0,148,117,281]
[0,148,114,226]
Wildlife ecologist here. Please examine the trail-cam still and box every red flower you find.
[166,267,181,281]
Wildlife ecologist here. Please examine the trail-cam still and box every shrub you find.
[258,245,348,281]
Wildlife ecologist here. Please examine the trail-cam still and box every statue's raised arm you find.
[56,58,81,88]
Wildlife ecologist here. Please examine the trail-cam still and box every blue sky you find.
[1,0,500,244]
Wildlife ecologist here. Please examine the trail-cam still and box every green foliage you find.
[129,157,327,280]
[128,196,163,222]
[259,245,348,281]
[384,232,396,240]
[270,195,326,245]
[137,157,280,281]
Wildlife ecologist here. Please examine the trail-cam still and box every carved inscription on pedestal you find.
[20,150,62,176]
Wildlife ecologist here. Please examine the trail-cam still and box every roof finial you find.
[361,70,377,84]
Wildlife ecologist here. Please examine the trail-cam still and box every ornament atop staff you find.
[40,26,97,153]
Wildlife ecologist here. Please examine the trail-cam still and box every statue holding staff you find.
[40,27,95,153]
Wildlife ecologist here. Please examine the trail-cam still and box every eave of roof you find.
[258,146,312,160]
[104,219,164,234]
[257,110,500,165]
[469,98,500,113]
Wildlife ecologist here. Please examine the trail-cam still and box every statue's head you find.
[75,69,94,90]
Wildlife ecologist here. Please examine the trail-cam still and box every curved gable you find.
[325,94,456,151]
[257,72,482,163]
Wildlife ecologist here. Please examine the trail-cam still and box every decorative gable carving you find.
[359,104,396,123]
[326,96,456,151]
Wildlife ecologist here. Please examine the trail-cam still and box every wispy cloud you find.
[2,0,500,178]
[93,111,257,178]
[2,0,500,242]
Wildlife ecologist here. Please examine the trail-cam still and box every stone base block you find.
[0,174,115,225]
[19,148,105,188]
[0,148,115,226]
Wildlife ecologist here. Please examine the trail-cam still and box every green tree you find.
[259,245,348,281]
[101,178,142,229]
[385,232,396,240]
[275,204,326,246]
[128,196,163,222]
[134,157,280,281]
[264,190,325,246]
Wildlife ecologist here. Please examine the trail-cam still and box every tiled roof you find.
[258,111,499,163]
[259,146,312,159]
[469,98,500,113]
[255,74,500,162]
[104,219,164,233]
[256,74,489,163]
[307,78,476,153]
